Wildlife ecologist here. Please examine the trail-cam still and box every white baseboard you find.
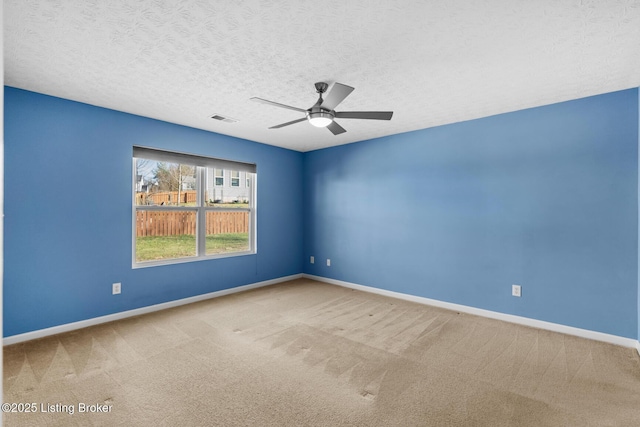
[3,273,303,346]
[303,274,640,351]
[7,273,639,355]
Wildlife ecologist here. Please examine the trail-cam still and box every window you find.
[246,173,250,188]
[231,170,240,187]
[133,147,256,267]
[214,169,224,186]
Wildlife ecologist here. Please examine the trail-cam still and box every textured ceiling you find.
[5,1,640,152]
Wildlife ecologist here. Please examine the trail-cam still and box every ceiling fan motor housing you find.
[308,82,333,126]
[306,107,335,127]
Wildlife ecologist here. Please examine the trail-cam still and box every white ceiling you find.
[4,1,640,152]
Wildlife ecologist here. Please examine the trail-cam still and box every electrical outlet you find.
[310,256,314,264]
[512,284,521,297]
[327,259,331,267]
[112,282,121,295]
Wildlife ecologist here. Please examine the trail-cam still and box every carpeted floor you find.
[3,278,640,426]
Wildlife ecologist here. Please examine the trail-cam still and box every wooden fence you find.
[136,210,249,237]
[136,191,197,206]
[205,211,249,235]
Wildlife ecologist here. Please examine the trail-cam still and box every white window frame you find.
[132,147,257,268]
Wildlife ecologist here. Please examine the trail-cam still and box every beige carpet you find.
[3,278,640,426]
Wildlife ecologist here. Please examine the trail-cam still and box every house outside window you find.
[133,147,256,267]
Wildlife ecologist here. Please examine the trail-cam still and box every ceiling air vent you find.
[210,114,239,123]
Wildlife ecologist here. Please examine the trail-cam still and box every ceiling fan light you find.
[307,111,333,127]
[309,117,333,127]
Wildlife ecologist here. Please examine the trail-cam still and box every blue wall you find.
[304,89,639,339]
[4,87,304,337]
[4,86,640,341]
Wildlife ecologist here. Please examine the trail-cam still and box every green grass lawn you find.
[136,233,249,262]
[208,202,249,209]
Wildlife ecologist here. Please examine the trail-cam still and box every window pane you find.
[135,159,197,207]
[214,169,224,186]
[135,210,197,262]
[205,168,250,207]
[205,211,249,255]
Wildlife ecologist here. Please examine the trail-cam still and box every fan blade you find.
[335,111,393,120]
[320,83,354,111]
[268,117,307,129]
[250,97,307,113]
[327,121,347,135]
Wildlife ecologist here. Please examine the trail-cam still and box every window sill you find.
[132,250,256,269]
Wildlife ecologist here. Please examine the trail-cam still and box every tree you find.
[153,162,196,205]
[135,158,155,180]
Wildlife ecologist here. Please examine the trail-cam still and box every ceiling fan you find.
[251,82,393,135]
